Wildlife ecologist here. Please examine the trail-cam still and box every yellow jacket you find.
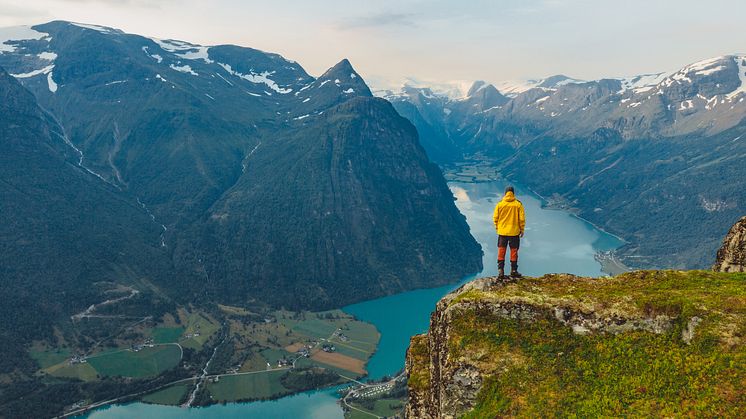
[493,191,525,236]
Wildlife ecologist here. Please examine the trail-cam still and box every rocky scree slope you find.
[406,222,746,418]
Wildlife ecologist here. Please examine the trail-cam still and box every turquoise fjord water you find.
[82,180,622,418]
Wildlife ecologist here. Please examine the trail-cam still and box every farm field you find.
[39,344,184,379]
[180,312,220,350]
[43,361,99,381]
[206,370,290,402]
[311,351,366,375]
[346,398,405,419]
[87,344,182,378]
[194,308,380,402]
[29,305,380,408]
[142,384,191,405]
[30,348,70,369]
[151,327,184,344]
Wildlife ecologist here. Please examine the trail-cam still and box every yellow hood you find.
[493,191,525,236]
[502,191,516,202]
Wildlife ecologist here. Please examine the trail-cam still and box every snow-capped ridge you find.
[495,75,586,98]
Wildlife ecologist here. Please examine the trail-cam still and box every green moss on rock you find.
[409,270,746,418]
[407,334,431,392]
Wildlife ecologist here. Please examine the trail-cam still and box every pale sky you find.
[1,0,744,89]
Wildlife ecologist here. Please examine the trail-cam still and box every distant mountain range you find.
[381,55,746,269]
[0,21,482,374]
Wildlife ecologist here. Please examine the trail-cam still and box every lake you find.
[81,179,623,418]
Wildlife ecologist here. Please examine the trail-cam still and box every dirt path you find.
[71,287,140,321]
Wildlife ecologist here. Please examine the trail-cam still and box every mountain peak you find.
[537,74,584,88]
[466,80,490,96]
[320,58,358,80]
[316,58,372,97]
[464,80,508,108]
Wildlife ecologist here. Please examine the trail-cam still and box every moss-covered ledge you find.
[406,271,746,418]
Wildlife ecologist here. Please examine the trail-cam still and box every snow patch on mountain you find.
[38,51,57,61]
[70,22,115,33]
[684,56,727,75]
[153,38,199,52]
[47,72,58,92]
[0,25,49,53]
[8,62,57,92]
[152,38,214,64]
[170,63,198,75]
[617,73,667,93]
[218,63,292,94]
[175,46,213,64]
[141,46,163,63]
[10,64,54,78]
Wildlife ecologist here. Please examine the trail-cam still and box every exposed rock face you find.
[714,216,746,272]
[405,271,745,418]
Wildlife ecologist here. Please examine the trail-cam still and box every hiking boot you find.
[497,268,505,279]
[510,270,523,279]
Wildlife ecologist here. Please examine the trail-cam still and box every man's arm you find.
[493,203,500,235]
[519,202,526,237]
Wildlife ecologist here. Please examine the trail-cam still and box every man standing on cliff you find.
[493,185,526,279]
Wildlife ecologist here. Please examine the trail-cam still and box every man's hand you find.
[520,231,524,238]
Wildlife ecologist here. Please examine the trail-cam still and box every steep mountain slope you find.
[191,96,479,309]
[0,22,481,316]
[383,56,746,269]
[0,66,171,373]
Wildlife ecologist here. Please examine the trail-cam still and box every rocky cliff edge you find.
[406,270,745,418]
[714,216,746,273]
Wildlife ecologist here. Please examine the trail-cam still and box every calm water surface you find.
[83,180,622,418]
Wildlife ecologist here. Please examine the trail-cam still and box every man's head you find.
[505,185,515,195]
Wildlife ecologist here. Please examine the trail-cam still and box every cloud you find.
[48,0,174,9]
[0,3,49,18]
[335,12,418,31]
[0,2,51,26]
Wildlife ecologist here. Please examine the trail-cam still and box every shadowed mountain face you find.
[0,21,482,365]
[0,67,173,373]
[383,57,746,269]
